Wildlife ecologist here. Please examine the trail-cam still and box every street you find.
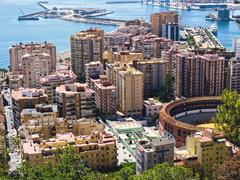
[2,89,21,171]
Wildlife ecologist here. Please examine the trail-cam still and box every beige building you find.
[112,51,144,64]
[91,75,117,115]
[9,73,23,90]
[132,59,167,97]
[185,130,232,177]
[70,29,104,76]
[21,104,58,139]
[12,88,48,128]
[72,118,104,136]
[56,83,95,123]
[117,65,144,117]
[22,131,118,170]
[9,42,56,72]
[40,70,77,104]
[21,52,52,88]
[151,11,179,37]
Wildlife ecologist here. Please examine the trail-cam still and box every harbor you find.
[18,1,116,24]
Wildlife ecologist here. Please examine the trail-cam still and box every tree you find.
[156,74,175,103]
[17,146,91,179]
[213,152,240,180]
[135,163,199,180]
[213,90,240,145]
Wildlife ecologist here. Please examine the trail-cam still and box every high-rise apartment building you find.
[56,83,95,123]
[85,61,104,87]
[132,34,174,59]
[176,52,225,98]
[151,11,178,37]
[40,70,77,104]
[162,23,180,41]
[91,75,117,115]
[233,37,240,60]
[136,131,175,174]
[70,29,103,76]
[132,59,167,97]
[12,88,48,128]
[21,53,52,88]
[228,58,240,92]
[9,42,56,72]
[117,65,144,117]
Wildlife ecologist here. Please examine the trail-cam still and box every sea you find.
[1,0,240,68]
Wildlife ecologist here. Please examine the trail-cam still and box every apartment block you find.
[132,34,174,59]
[176,52,225,98]
[229,58,240,92]
[162,23,180,41]
[117,65,144,117]
[56,83,96,123]
[104,32,130,51]
[186,130,231,177]
[40,70,77,104]
[136,131,175,174]
[21,52,52,88]
[113,51,144,64]
[12,88,48,128]
[151,11,179,37]
[9,73,23,90]
[132,59,167,97]
[9,42,56,72]
[143,98,163,117]
[72,118,104,136]
[91,75,117,116]
[21,104,58,139]
[85,61,104,87]
[70,29,103,76]
[22,131,118,170]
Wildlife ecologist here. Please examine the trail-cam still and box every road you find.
[2,89,21,171]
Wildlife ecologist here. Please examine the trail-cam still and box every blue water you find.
[0,0,240,68]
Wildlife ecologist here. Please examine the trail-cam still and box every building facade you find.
[229,58,240,92]
[117,65,144,117]
[132,59,167,97]
[151,11,179,37]
[176,52,225,98]
[12,88,48,128]
[85,61,104,87]
[22,131,118,170]
[91,75,117,116]
[136,131,175,174]
[56,83,96,123]
[9,42,56,72]
[40,70,77,104]
[70,29,103,76]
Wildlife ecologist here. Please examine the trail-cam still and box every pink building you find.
[91,75,117,115]
[40,70,77,104]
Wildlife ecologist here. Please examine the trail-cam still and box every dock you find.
[60,15,126,26]
[106,1,141,4]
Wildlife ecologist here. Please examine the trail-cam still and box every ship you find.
[18,16,39,21]
[205,13,217,21]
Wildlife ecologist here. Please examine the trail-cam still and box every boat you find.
[209,24,218,35]
[18,16,39,21]
[205,13,217,21]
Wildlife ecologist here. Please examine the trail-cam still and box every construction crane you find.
[18,8,25,16]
